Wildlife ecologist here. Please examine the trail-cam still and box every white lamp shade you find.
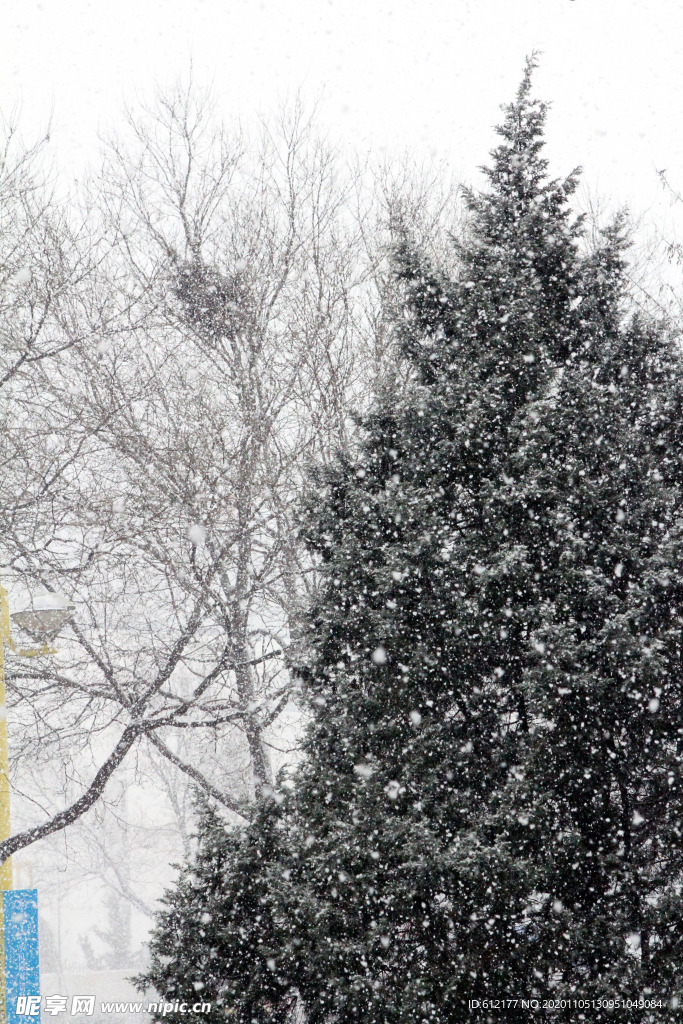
[11,592,75,639]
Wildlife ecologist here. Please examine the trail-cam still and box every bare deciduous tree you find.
[1,86,463,922]
[2,85,373,869]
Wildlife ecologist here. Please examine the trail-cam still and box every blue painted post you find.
[4,890,40,1023]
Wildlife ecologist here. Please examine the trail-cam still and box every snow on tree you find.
[136,799,295,1024]
[140,61,683,1022]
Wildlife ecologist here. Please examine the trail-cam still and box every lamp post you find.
[0,583,74,1021]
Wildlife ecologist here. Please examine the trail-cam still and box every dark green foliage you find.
[136,800,295,1023]
[143,61,683,1022]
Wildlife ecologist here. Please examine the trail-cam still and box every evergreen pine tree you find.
[142,62,683,1023]
[497,218,683,1011]
[136,799,294,1023]
[269,57,587,1022]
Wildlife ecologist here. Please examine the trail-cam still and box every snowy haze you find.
[3,0,683,227]
[3,0,683,1013]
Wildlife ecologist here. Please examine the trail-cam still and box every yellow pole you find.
[0,583,13,1022]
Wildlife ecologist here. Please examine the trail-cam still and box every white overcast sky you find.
[3,0,683,234]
